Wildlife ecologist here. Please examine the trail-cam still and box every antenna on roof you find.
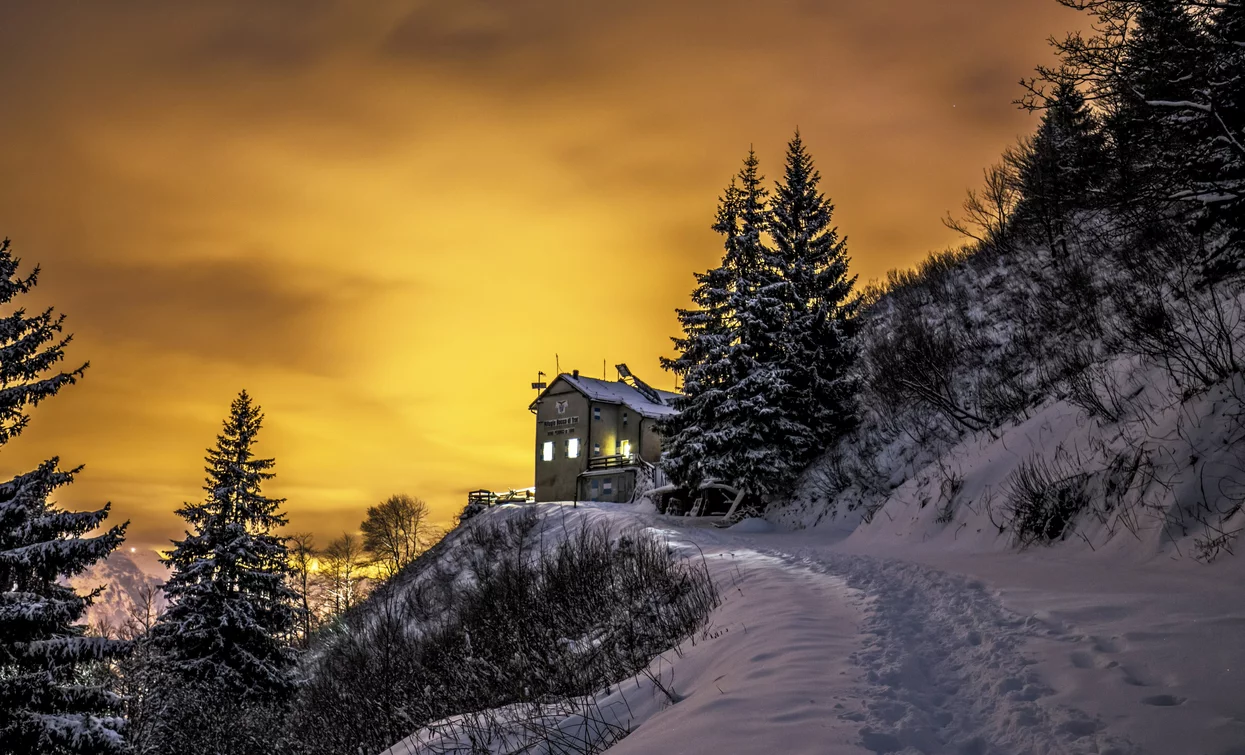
[531,370,547,392]
[555,353,560,375]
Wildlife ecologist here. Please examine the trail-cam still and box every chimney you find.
[572,369,579,378]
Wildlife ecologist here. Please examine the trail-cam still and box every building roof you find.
[531,373,680,419]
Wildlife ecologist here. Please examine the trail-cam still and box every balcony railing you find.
[467,487,535,506]
[587,453,637,470]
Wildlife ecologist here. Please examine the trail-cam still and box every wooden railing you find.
[586,453,637,470]
[467,487,535,506]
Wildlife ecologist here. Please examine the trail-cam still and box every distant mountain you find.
[69,549,168,630]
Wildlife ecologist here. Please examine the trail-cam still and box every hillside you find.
[371,502,1245,755]
[773,218,1245,565]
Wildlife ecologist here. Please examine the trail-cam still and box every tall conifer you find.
[152,391,296,700]
[0,238,129,755]
[660,181,742,492]
[1014,82,1111,252]
[768,131,860,460]
[716,149,809,496]
[1108,0,1211,201]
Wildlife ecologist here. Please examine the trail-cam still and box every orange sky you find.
[0,0,1079,553]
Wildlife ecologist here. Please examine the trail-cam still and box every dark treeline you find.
[817,0,1245,554]
[0,236,448,754]
[664,0,1244,542]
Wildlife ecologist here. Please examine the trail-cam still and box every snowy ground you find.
[382,503,1245,755]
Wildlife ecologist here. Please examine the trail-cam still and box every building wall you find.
[532,383,590,502]
[639,417,662,464]
[533,378,670,502]
[586,402,642,460]
[578,470,636,503]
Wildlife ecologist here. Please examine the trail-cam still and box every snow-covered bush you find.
[774,206,1245,561]
[289,511,717,755]
[996,452,1093,547]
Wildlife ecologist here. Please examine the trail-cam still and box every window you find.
[590,478,600,500]
[622,412,628,426]
[593,443,601,456]
[567,438,580,458]
[542,441,554,462]
[619,439,631,457]
[603,478,613,495]
[593,406,601,421]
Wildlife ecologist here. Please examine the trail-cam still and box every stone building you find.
[529,365,678,503]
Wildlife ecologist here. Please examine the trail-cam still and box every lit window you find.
[619,439,631,457]
[593,406,601,421]
[593,443,601,456]
[542,441,554,462]
[567,438,580,458]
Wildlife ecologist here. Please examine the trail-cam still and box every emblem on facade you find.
[556,400,568,415]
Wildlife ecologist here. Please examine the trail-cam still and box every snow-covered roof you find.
[533,373,680,419]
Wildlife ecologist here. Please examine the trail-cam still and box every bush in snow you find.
[289,512,718,755]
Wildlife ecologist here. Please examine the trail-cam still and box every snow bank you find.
[726,517,774,533]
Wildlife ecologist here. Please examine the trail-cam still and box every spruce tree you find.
[660,180,741,493]
[152,390,297,700]
[768,131,860,460]
[1108,0,1211,202]
[1014,82,1111,253]
[0,238,129,755]
[1202,0,1245,254]
[716,149,809,496]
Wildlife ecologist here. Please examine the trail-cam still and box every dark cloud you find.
[58,257,385,376]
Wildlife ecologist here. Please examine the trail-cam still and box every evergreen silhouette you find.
[0,238,129,755]
[1014,82,1110,253]
[717,148,807,496]
[661,179,741,492]
[768,131,861,457]
[152,390,297,700]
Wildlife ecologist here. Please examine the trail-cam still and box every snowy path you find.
[381,504,1245,755]
[650,525,1138,755]
[605,539,871,755]
[652,519,1245,755]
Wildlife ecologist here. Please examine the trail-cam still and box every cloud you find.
[0,0,1082,547]
[58,256,388,376]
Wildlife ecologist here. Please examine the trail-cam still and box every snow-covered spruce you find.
[0,238,129,755]
[661,133,859,503]
[148,390,298,752]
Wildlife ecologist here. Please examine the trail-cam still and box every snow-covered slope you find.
[379,503,1245,754]
[772,227,1245,565]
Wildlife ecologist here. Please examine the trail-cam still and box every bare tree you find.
[360,494,441,578]
[288,532,321,647]
[942,155,1022,255]
[322,533,369,617]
